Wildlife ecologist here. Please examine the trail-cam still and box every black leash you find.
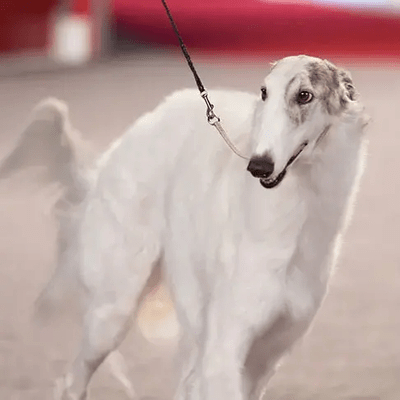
[161,0,249,160]
[161,0,205,94]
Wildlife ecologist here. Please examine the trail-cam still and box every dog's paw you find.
[53,374,87,400]
[106,350,136,399]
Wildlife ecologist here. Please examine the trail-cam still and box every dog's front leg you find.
[196,236,297,400]
[195,282,284,400]
[198,336,244,400]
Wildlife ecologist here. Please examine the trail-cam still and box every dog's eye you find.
[260,86,267,101]
[297,91,313,105]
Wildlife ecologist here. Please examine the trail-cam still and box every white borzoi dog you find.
[1,55,369,400]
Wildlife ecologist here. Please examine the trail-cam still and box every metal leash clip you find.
[200,91,249,160]
[201,91,220,125]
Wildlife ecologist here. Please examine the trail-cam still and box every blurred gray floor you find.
[0,52,399,400]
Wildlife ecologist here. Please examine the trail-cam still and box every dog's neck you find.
[300,115,366,207]
[291,117,367,294]
[243,114,367,243]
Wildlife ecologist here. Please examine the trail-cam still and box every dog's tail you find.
[0,98,96,321]
[0,97,95,188]
[0,99,177,395]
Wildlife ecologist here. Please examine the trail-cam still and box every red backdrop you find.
[114,0,400,59]
[0,0,57,53]
[1,0,399,59]
[0,0,92,54]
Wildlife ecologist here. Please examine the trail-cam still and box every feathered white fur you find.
[0,55,369,400]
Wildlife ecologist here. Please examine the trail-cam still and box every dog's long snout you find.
[247,155,274,178]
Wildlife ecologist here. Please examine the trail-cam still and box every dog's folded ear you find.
[324,61,370,129]
[320,59,364,121]
[337,68,358,102]
[269,60,278,71]
[323,59,359,102]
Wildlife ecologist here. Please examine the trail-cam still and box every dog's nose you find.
[247,155,274,178]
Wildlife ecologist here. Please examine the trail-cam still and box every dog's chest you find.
[284,182,351,318]
[236,177,348,319]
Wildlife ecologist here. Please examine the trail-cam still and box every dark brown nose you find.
[247,154,274,178]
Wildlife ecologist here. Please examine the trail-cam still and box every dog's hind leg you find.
[55,198,162,400]
[105,350,135,399]
[56,255,161,400]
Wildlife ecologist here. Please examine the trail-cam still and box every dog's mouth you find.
[259,141,308,189]
[260,169,287,189]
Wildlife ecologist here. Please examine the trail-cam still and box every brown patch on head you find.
[267,56,359,126]
[284,76,310,126]
[306,60,358,115]
[307,61,340,115]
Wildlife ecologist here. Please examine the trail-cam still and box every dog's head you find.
[247,55,367,189]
